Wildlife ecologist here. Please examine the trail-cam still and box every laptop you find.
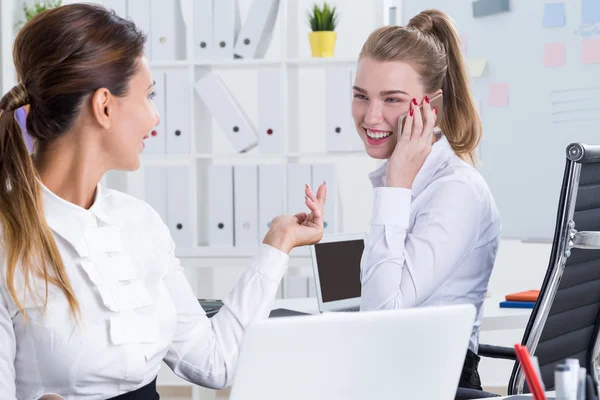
[229,303,476,400]
[309,232,366,312]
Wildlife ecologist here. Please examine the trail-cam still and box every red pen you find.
[514,344,546,400]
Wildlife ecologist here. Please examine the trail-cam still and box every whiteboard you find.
[402,0,600,241]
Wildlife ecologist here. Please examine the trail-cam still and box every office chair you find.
[456,142,600,400]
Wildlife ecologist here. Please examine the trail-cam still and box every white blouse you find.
[360,135,502,353]
[0,182,289,400]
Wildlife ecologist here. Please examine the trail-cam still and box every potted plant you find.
[307,2,339,58]
[18,0,62,29]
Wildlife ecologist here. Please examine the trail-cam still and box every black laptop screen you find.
[314,239,364,303]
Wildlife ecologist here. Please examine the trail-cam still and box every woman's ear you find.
[90,88,112,130]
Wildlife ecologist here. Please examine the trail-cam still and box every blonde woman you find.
[352,10,501,390]
[0,4,326,399]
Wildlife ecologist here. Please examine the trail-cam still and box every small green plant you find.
[307,2,339,32]
[17,0,62,28]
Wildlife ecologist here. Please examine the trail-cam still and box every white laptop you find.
[309,232,366,312]
[229,303,476,400]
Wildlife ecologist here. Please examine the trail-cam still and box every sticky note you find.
[543,3,566,27]
[460,33,468,54]
[488,83,509,107]
[544,42,566,67]
[582,0,600,25]
[467,58,488,77]
[582,39,600,64]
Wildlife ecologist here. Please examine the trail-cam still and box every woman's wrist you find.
[262,228,294,255]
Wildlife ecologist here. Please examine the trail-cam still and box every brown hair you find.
[0,3,146,321]
[359,9,481,165]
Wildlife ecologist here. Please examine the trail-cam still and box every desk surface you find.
[273,296,532,332]
[481,392,555,399]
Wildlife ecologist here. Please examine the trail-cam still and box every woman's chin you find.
[365,145,393,160]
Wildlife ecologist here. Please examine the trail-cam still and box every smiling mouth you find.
[364,128,393,140]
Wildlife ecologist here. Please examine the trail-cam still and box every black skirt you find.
[107,378,159,400]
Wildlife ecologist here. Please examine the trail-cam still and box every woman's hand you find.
[262,183,327,254]
[386,96,438,188]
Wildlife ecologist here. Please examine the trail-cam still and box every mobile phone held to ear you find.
[398,93,444,139]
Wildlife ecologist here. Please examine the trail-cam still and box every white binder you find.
[103,0,126,17]
[144,166,167,224]
[208,164,234,246]
[325,67,362,152]
[167,166,193,248]
[311,164,338,234]
[165,70,191,154]
[193,0,213,61]
[194,73,258,153]
[233,0,280,59]
[150,0,177,61]
[145,70,166,154]
[258,164,284,241]
[286,163,311,216]
[257,69,284,153]
[126,0,151,59]
[213,0,241,60]
[233,165,259,247]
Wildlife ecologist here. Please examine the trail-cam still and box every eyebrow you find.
[352,86,410,96]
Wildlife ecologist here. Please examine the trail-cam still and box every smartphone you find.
[398,93,444,140]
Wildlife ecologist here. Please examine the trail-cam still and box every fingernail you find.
[412,98,418,106]
[433,107,438,115]
[323,180,327,186]
[410,108,414,117]
[425,95,429,104]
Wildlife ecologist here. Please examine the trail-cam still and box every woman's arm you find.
[360,180,483,310]
[162,241,288,390]
[163,183,326,389]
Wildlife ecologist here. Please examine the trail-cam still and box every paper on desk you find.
[543,2,566,27]
[488,83,510,107]
[544,42,566,68]
[467,58,487,77]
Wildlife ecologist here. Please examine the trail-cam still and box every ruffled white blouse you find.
[0,182,289,400]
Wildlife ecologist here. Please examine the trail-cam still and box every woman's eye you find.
[149,91,157,100]
[385,98,402,103]
[353,94,367,100]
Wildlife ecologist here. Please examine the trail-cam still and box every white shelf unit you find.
[100,0,387,259]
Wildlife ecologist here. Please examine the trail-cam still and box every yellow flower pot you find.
[309,31,337,58]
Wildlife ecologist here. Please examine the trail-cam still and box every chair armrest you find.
[478,344,517,360]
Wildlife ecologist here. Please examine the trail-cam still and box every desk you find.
[273,296,532,332]
[478,392,555,399]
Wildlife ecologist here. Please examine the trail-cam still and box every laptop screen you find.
[314,239,364,303]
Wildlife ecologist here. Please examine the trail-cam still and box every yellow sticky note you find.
[467,58,488,77]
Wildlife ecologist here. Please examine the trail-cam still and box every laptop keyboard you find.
[335,305,360,312]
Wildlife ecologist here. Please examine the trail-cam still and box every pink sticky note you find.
[582,39,600,64]
[488,83,509,107]
[460,33,467,55]
[544,42,566,68]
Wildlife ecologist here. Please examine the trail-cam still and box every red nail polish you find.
[410,108,414,117]
[433,108,438,114]
[425,96,429,104]
[412,98,418,106]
